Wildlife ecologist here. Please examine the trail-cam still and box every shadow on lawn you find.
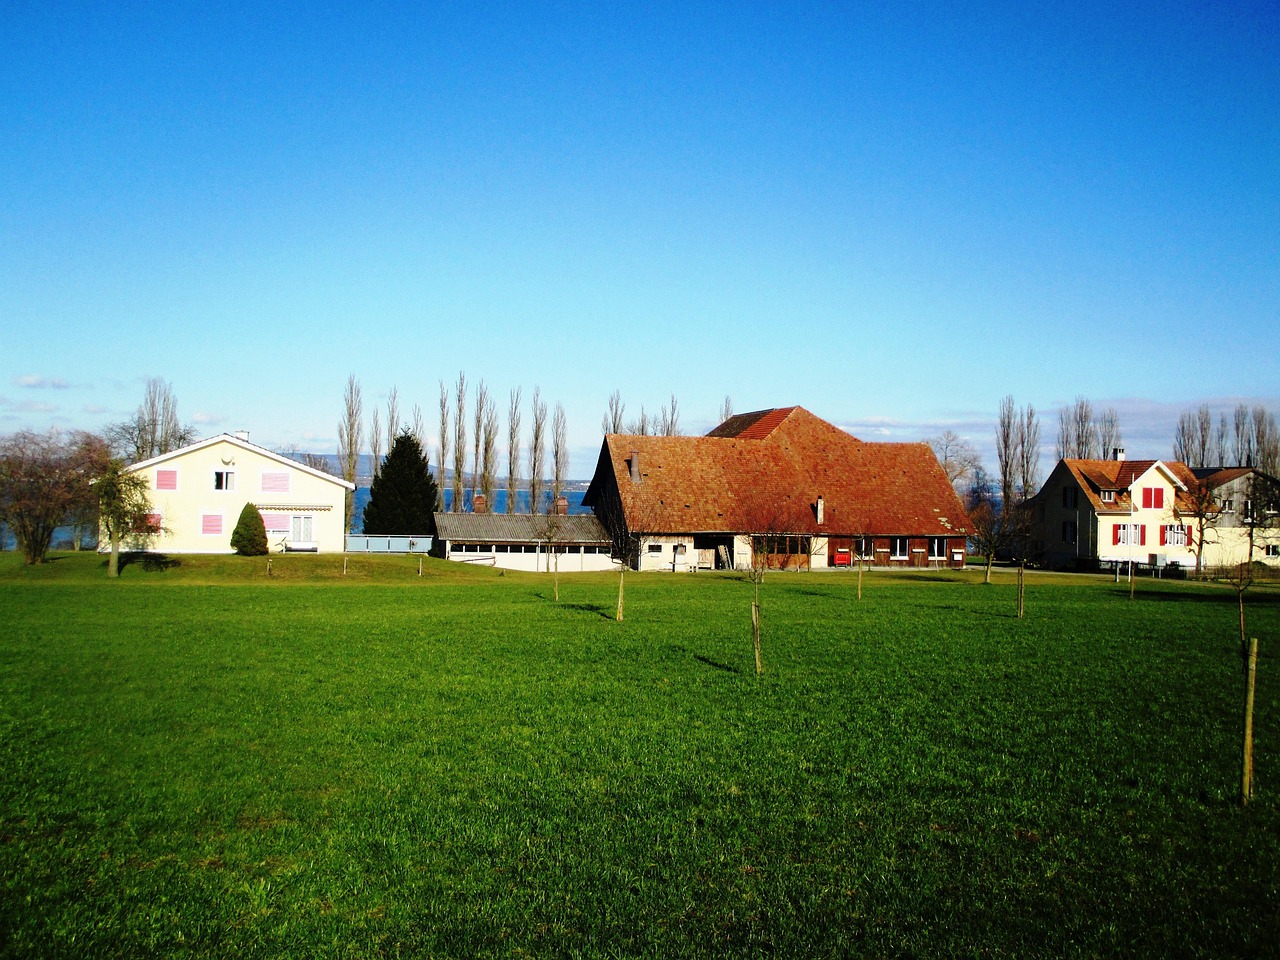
[112,552,182,574]
[561,601,615,621]
[1116,586,1278,606]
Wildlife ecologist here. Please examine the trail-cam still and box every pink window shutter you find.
[202,514,223,535]
[156,469,178,491]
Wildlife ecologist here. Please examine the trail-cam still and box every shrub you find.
[230,503,269,556]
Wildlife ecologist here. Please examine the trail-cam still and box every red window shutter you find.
[1139,525,1146,546]
[1141,488,1149,508]
[1155,489,1164,509]
[1160,525,1166,546]
[1113,524,1121,545]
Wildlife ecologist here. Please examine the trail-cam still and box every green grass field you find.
[1,552,1276,958]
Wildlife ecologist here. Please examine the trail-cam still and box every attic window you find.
[1101,489,1115,502]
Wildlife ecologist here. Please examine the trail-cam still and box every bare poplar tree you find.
[337,375,364,533]
[1017,404,1041,501]
[995,395,1019,509]
[369,411,382,481]
[437,381,450,509]
[658,394,681,436]
[1096,407,1122,460]
[452,372,467,512]
[507,387,522,513]
[1174,405,1215,467]
[481,394,499,510]
[552,402,568,503]
[1215,412,1230,468]
[386,386,400,444]
[410,404,426,455]
[105,377,196,462]
[471,380,488,511]
[1233,403,1253,466]
[720,395,734,424]
[602,390,625,435]
[1055,396,1102,459]
[529,387,547,515]
[1251,406,1279,475]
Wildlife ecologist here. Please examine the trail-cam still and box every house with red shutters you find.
[582,406,971,571]
[1028,453,1279,572]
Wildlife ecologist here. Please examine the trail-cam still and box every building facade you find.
[119,433,353,554]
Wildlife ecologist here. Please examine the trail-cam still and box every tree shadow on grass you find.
[693,654,740,674]
[1114,586,1278,606]
[562,602,615,621]
[113,552,182,574]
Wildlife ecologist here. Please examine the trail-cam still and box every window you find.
[1243,499,1254,522]
[143,513,162,533]
[890,537,909,560]
[1266,544,1279,558]
[261,472,290,493]
[1221,498,1234,514]
[1161,524,1187,547]
[201,514,223,536]
[648,543,663,554]
[1062,521,1077,544]
[290,515,313,543]
[156,469,178,491]
[856,537,875,559]
[214,470,235,491]
[450,542,464,553]
[928,537,948,559]
[262,513,290,533]
[1112,523,1146,546]
[1062,487,1077,509]
[1101,489,1115,502]
[1141,487,1164,509]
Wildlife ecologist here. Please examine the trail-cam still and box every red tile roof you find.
[584,407,969,537]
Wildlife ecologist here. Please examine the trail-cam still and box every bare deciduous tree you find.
[1096,407,1122,459]
[471,379,488,512]
[481,392,499,511]
[105,378,197,462]
[507,387,522,513]
[927,430,981,493]
[552,403,568,504]
[602,390,625,435]
[369,412,382,482]
[626,406,651,436]
[1174,405,1215,468]
[452,372,467,512]
[437,381,450,509]
[720,395,734,424]
[337,375,364,533]
[528,387,547,514]
[658,394,681,436]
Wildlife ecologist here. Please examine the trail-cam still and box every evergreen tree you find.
[230,502,269,556]
[363,432,438,535]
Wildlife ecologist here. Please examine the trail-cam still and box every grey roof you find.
[433,512,610,544]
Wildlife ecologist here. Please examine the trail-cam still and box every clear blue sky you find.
[3,1,1276,478]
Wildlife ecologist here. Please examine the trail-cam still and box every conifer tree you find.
[363,432,438,535]
[230,502,268,556]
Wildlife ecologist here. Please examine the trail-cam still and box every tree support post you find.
[1242,636,1259,805]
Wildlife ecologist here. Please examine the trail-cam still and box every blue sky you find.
[3,1,1276,478]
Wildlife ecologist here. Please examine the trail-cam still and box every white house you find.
[120,432,354,554]
[432,506,617,573]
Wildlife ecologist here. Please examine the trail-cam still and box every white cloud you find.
[15,375,71,389]
[192,411,226,426]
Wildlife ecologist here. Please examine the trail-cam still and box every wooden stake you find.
[1016,563,1025,619]
[267,559,272,577]
[1242,636,1259,805]
[752,602,763,675]
[418,556,423,577]
[615,566,625,622]
[343,555,348,577]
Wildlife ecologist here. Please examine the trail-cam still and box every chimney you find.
[234,430,250,442]
[629,451,641,483]
[1113,447,1125,462]
[554,495,569,516]
[473,493,487,514]
[816,495,825,525]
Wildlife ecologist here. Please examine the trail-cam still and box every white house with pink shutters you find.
[119,432,353,554]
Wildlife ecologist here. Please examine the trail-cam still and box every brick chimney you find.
[554,495,569,516]
[473,493,487,513]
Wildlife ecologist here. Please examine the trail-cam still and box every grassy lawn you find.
[1,552,1277,958]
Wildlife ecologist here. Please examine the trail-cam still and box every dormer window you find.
[1101,489,1115,503]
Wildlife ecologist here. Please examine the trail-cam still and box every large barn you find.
[583,406,971,571]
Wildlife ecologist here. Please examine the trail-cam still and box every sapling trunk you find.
[616,566,625,622]
[1242,637,1258,805]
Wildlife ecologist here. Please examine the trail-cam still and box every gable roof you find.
[126,433,355,490]
[1056,458,1199,514]
[585,406,969,537]
[433,512,609,544]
